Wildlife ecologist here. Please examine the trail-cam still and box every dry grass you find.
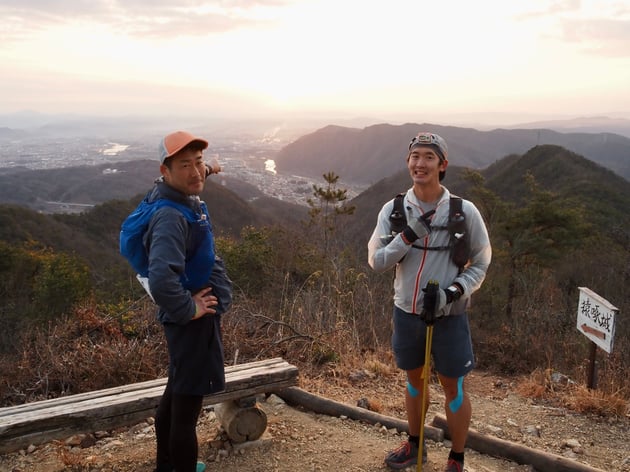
[565,384,628,417]
[0,299,166,405]
[1,274,628,424]
[517,368,629,418]
[516,370,549,400]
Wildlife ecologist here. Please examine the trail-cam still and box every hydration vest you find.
[119,194,215,291]
[389,193,470,269]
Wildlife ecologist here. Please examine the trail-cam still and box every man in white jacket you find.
[368,132,491,472]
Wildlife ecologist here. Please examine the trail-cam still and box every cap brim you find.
[160,131,209,163]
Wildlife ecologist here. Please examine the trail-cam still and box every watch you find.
[445,285,462,303]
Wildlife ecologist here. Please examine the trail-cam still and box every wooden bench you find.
[0,357,299,454]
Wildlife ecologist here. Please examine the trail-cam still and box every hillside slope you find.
[274,123,630,184]
[340,145,630,249]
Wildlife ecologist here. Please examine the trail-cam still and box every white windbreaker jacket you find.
[368,187,492,315]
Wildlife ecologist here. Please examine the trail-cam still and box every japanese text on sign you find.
[577,287,617,353]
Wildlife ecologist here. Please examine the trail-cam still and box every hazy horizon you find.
[1,1,629,126]
[3,108,630,133]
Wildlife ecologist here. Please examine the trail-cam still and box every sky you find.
[1,0,629,126]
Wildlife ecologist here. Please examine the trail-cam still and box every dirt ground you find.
[1,369,629,472]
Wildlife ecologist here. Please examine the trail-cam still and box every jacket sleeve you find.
[367,201,412,273]
[452,201,492,297]
[146,207,196,324]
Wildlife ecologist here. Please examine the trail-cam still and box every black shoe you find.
[444,458,464,472]
[384,439,427,469]
[154,461,205,472]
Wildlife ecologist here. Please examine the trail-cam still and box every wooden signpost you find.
[576,287,618,389]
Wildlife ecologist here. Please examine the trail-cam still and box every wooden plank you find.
[0,359,298,454]
[432,414,604,472]
[277,387,444,443]
[0,357,289,417]
[0,363,298,451]
[2,364,298,427]
[1,361,298,426]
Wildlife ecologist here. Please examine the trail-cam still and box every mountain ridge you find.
[507,115,630,138]
[273,123,630,184]
[339,144,630,249]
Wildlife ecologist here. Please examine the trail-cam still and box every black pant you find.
[155,378,203,472]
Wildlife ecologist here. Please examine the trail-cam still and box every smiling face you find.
[160,146,207,196]
[407,145,448,189]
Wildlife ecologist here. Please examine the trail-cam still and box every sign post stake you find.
[576,287,618,391]
[586,342,598,390]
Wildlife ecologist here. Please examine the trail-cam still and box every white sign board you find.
[577,287,617,354]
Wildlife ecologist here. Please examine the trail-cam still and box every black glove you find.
[420,284,461,324]
[402,209,435,243]
[420,280,449,325]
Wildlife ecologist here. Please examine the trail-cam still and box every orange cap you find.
[159,131,208,163]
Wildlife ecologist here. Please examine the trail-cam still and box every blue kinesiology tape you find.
[407,381,419,398]
[448,376,464,413]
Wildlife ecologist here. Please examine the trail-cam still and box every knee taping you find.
[448,376,464,413]
[407,381,419,398]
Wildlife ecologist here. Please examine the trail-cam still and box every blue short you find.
[391,305,475,378]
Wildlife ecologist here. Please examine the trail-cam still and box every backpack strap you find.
[449,195,463,224]
[390,193,460,235]
[154,198,200,222]
[154,199,215,289]
[120,195,214,290]
[447,195,469,270]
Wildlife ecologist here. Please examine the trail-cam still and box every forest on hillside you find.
[0,144,628,415]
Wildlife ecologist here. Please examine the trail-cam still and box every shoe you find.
[159,462,205,472]
[384,440,427,469]
[444,458,464,472]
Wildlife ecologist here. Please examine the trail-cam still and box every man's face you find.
[407,146,447,185]
[160,148,206,196]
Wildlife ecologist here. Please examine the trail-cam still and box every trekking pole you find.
[417,324,433,472]
[417,279,438,472]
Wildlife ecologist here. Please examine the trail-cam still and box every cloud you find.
[559,18,630,57]
[515,0,581,20]
[119,13,266,39]
[0,0,112,19]
[512,1,630,58]
[1,0,289,15]
[0,0,289,41]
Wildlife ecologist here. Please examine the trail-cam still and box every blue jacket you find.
[144,181,227,395]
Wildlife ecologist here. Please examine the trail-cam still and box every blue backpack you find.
[119,195,215,291]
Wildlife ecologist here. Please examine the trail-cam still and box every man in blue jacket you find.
[368,132,491,472]
[145,130,231,472]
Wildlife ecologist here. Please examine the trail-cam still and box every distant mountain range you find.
[1,121,628,249]
[507,116,630,138]
[273,122,630,185]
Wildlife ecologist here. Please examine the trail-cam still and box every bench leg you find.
[214,399,267,443]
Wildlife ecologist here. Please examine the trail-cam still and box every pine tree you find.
[306,172,355,259]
